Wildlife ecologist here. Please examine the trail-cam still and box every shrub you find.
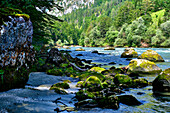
[160,20,170,37]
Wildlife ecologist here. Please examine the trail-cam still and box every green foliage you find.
[114,1,140,28]
[106,26,118,45]
[114,38,127,47]
[59,0,170,47]
[160,20,170,38]
[0,0,63,46]
[97,16,112,38]
[151,29,166,47]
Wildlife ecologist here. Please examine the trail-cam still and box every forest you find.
[53,0,170,47]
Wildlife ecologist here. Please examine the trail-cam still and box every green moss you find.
[102,81,108,88]
[156,68,170,81]
[128,59,162,74]
[76,81,84,87]
[50,87,68,94]
[60,63,69,68]
[46,67,63,76]
[89,67,106,73]
[79,71,105,81]
[139,50,164,62]
[133,78,148,87]
[63,80,71,83]
[75,90,96,101]
[51,82,70,89]
[83,76,103,88]
[15,14,30,20]
[114,74,132,85]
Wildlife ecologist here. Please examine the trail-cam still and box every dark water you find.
[0,47,170,113]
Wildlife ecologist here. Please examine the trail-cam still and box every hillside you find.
[51,0,170,47]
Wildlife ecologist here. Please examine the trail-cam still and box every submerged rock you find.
[127,59,162,74]
[75,92,119,109]
[121,48,138,58]
[133,78,148,88]
[75,48,85,51]
[76,54,83,56]
[118,95,142,106]
[152,68,170,95]
[91,50,98,53]
[104,47,115,50]
[96,95,119,109]
[138,50,164,62]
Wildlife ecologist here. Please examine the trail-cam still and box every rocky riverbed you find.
[0,47,170,113]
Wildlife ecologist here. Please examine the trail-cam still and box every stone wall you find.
[0,16,35,91]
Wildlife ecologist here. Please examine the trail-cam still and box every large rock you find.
[0,15,35,91]
[118,95,142,106]
[121,48,138,58]
[138,50,164,62]
[127,59,162,74]
[152,68,170,95]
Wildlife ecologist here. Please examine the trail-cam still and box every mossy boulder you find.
[96,95,119,109]
[79,72,105,81]
[51,82,70,89]
[121,48,138,58]
[104,47,115,50]
[75,91,119,109]
[83,76,103,89]
[50,87,68,94]
[75,90,96,101]
[114,74,133,87]
[138,50,164,62]
[133,78,148,88]
[76,81,84,87]
[50,82,69,94]
[127,59,162,74]
[102,67,124,76]
[75,48,85,51]
[152,68,170,95]
[89,67,106,73]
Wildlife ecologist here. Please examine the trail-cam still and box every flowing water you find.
[0,47,170,113]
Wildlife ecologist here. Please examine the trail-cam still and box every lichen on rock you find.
[121,48,138,58]
[138,49,164,62]
[127,59,162,74]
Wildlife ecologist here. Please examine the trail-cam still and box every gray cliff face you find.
[0,16,35,91]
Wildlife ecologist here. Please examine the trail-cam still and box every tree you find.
[106,26,118,45]
[0,0,64,46]
[97,16,112,38]
[151,29,166,47]
[114,1,140,28]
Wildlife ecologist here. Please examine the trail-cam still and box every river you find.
[0,47,170,113]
